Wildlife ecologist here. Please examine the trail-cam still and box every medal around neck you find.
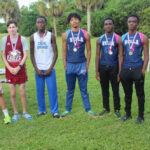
[71,29,80,53]
[73,47,77,52]
[129,51,133,56]
[109,51,113,55]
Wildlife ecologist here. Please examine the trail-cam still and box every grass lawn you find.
[0,34,150,150]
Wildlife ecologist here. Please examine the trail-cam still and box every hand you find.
[44,69,52,76]
[117,73,120,82]
[96,71,100,81]
[36,69,44,76]
[12,66,20,75]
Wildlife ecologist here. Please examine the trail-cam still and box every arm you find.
[95,38,101,81]
[44,33,58,76]
[85,33,91,70]
[12,50,28,75]
[30,35,44,76]
[142,35,149,76]
[62,33,67,70]
[1,52,14,74]
[118,37,124,82]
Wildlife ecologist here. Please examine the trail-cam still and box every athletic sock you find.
[2,109,9,117]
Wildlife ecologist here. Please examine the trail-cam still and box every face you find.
[36,18,46,31]
[127,17,138,30]
[104,20,114,33]
[7,24,18,35]
[69,17,80,28]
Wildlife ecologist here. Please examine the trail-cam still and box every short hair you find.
[127,14,139,23]
[7,20,18,27]
[104,17,114,24]
[67,13,81,24]
[36,16,47,23]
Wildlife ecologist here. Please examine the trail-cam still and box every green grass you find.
[0,34,150,150]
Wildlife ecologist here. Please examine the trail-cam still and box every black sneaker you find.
[136,117,144,124]
[53,113,60,118]
[121,115,132,121]
[99,110,110,116]
[115,110,121,118]
[37,112,46,117]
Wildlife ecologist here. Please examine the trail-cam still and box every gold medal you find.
[40,49,44,53]
[109,51,113,55]
[73,48,77,52]
[129,51,133,56]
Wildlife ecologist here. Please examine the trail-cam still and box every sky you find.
[18,0,39,8]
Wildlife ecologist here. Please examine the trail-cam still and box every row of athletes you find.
[0,13,149,124]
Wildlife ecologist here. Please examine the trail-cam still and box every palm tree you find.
[38,0,66,37]
[0,0,19,22]
[75,0,104,34]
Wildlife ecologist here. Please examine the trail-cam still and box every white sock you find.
[2,109,9,117]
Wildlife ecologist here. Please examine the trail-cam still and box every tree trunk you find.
[53,16,57,37]
[87,4,91,35]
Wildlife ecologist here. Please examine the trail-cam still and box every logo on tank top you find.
[7,42,11,46]
[37,42,48,49]
[102,41,115,46]
[69,37,84,43]
[125,40,139,45]
[7,49,22,62]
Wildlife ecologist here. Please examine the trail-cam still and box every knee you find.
[19,86,26,96]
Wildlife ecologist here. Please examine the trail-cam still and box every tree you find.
[19,3,40,36]
[75,0,104,34]
[0,0,19,22]
[38,0,66,37]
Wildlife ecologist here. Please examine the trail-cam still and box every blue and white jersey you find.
[122,32,144,68]
[99,33,120,66]
[66,29,87,63]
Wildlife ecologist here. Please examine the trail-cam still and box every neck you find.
[128,29,137,34]
[38,29,46,34]
[10,33,18,39]
[71,27,80,32]
[106,31,114,36]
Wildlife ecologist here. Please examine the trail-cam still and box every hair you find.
[104,17,114,24]
[67,13,81,24]
[127,14,139,23]
[7,20,18,27]
[36,16,47,23]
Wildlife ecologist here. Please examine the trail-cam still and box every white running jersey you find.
[34,31,53,70]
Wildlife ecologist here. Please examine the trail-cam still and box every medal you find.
[105,33,115,55]
[109,51,113,55]
[10,35,18,53]
[73,48,77,52]
[40,49,44,53]
[71,29,80,52]
[129,51,133,55]
[128,32,138,55]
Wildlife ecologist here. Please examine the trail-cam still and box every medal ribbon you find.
[10,35,18,52]
[71,29,80,48]
[38,31,47,48]
[105,33,114,53]
[128,32,138,52]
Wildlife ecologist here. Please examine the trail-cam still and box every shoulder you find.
[122,33,128,42]
[1,36,7,41]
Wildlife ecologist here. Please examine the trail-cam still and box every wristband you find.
[19,64,23,68]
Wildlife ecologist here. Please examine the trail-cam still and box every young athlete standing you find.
[61,13,97,118]
[118,14,149,124]
[1,20,32,122]
[30,16,59,118]
[95,18,121,118]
